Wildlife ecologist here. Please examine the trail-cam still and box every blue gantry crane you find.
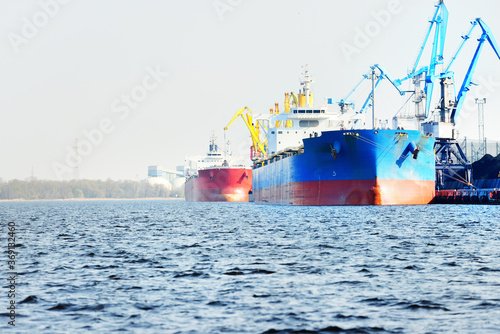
[375,0,500,188]
[329,1,500,188]
[450,19,500,122]
[416,5,500,188]
[395,0,449,121]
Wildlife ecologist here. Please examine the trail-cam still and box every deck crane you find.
[354,64,408,129]
[327,71,370,113]
[224,106,267,159]
[358,64,406,115]
[329,64,407,128]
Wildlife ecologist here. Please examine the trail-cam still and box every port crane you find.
[224,106,267,159]
[394,0,449,121]
[449,18,500,122]
[328,1,500,188]
[401,1,500,188]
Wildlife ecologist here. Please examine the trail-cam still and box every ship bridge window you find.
[314,110,321,113]
[299,120,319,127]
[278,131,283,134]
[306,110,312,113]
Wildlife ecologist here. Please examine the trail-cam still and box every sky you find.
[1,0,500,181]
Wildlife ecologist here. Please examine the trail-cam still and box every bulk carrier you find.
[185,135,252,202]
[251,67,436,205]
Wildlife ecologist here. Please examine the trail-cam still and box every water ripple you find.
[0,200,499,333]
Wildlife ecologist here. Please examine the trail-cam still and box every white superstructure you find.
[255,66,364,156]
[185,135,247,174]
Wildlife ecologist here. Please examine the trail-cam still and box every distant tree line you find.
[0,179,183,200]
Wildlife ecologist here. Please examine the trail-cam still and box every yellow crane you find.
[273,93,296,128]
[224,107,267,158]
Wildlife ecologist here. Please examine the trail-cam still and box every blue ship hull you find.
[253,129,436,205]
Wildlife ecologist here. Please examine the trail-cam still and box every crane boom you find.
[329,64,405,116]
[451,18,500,122]
[413,1,448,73]
[445,21,478,73]
[358,64,406,115]
[397,1,449,119]
[224,107,267,156]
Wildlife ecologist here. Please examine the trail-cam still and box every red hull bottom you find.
[185,168,252,202]
[254,179,435,205]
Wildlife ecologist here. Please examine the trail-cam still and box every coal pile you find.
[443,154,500,189]
[472,154,500,180]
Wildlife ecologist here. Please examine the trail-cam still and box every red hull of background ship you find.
[185,167,252,202]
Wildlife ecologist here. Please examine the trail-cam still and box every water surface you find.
[1,200,499,333]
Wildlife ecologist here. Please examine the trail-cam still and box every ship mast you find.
[223,129,227,162]
[301,65,313,108]
[222,130,230,167]
[371,69,376,129]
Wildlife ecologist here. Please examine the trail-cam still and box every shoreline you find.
[0,197,185,202]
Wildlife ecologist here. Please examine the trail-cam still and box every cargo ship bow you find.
[185,135,252,202]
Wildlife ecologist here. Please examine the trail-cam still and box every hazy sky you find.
[2,0,500,181]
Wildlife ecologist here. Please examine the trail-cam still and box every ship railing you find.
[435,187,500,204]
[186,174,199,181]
[253,146,304,169]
